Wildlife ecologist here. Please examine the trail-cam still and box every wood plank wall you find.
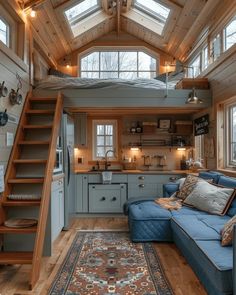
[203,48,236,169]
[0,49,29,172]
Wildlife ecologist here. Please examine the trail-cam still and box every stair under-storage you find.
[0,92,63,289]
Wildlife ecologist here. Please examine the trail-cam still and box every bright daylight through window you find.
[134,0,170,33]
[65,0,100,35]
[228,104,236,166]
[0,18,9,46]
[225,16,236,50]
[81,51,157,79]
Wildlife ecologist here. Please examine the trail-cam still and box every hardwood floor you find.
[0,217,207,295]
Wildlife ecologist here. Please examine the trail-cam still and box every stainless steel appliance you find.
[62,113,75,230]
[53,147,63,174]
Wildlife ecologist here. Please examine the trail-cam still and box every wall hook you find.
[0,81,8,98]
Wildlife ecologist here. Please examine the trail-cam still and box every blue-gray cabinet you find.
[88,184,127,213]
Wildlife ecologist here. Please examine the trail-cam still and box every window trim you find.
[92,119,118,161]
[79,48,158,79]
[224,101,236,167]
[0,17,10,47]
[223,16,236,51]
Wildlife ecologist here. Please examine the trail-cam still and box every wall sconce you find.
[130,147,140,151]
[0,81,8,98]
[177,147,186,151]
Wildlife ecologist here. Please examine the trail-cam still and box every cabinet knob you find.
[112,197,117,201]
[139,184,145,188]
[83,176,87,180]
[101,197,106,201]
[92,186,95,189]
[139,176,145,180]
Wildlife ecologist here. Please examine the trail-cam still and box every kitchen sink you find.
[89,169,123,172]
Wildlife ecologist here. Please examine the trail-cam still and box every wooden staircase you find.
[0,92,63,289]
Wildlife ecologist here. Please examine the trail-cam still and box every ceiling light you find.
[186,88,203,104]
[30,9,37,18]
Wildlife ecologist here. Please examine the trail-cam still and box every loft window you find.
[188,55,201,78]
[224,16,236,51]
[211,34,221,62]
[134,0,170,30]
[65,0,100,31]
[0,17,9,47]
[80,50,157,79]
[92,120,117,160]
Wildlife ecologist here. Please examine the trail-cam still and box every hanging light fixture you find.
[186,88,203,104]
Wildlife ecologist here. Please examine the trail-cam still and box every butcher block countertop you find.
[74,169,194,175]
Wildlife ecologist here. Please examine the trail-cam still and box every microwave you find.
[54,148,63,174]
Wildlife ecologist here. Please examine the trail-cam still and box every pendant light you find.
[186,88,203,104]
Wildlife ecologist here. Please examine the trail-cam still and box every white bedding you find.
[35,75,177,90]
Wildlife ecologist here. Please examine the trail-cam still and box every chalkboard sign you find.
[194,114,209,136]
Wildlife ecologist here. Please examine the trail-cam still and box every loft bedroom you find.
[0,1,236,295]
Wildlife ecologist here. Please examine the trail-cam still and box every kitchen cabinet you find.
[76,172,184,214]
[128,174,183,199]
[51,178,64,242]
[89,184,127,213]
[74,113,87,147]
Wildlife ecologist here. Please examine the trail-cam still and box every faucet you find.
[104,149,115,170]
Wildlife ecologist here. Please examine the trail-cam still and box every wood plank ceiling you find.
[24,0,222,62]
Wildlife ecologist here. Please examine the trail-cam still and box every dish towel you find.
[102,171,113,184]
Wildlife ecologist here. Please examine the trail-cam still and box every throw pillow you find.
[176,174,199,200]
[221,215,236,246]
[183,181,236,215]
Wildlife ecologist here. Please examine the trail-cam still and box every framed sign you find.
[194,114,209,136]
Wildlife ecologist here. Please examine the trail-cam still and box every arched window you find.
[80,50,158,79]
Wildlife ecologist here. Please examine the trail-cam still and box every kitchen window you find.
[80,50,157,79]
[92,120,117,160]
[225,102,236,167]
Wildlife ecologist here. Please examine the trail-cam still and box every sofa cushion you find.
[128,201,172,242]
[218,175,236,217]
[199,171,223,183]
[221,215,236,246]
[172,218,233,294]
[171,206,210,216]
[183,181,236,215]
[172,215,229,240]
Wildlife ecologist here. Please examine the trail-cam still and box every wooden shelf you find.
[0,252,33,264]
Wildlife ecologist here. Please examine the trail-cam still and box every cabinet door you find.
[51,189,60,242]
[89,184,127,213]
[74,113,87,147]
[76,174,88,213]
[59,189,64,229]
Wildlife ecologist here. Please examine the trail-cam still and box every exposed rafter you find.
[18,0,46,10]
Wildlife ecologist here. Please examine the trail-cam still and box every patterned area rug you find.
[48,231,173,295]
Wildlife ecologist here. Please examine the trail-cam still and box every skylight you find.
[134,0,170,24]
[65,0,100,26]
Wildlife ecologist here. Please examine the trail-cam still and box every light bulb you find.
[30,9,36,18]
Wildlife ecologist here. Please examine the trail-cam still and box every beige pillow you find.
[176,174,199,200]
[221,215,236,246]
[183,181,236,215]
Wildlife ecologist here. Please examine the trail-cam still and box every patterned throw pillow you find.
[176,174,199,200]
[221,215,236,246]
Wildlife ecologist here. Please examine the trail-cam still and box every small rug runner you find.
[48,231,173,295]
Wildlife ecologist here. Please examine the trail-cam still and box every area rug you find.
[48,231,173,295]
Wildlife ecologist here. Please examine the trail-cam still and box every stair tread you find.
[26,110,54,114]
[30,97,57,102]
[8,178,44,184]
[22,125,53,129]
[18,140,50,145]
[0,225,37,233]
[13,159,47,164]
[2,200,41,206]
[0,252,33,264]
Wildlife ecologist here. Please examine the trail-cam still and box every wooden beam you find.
[117,0,121,35]
[23,0,46,10]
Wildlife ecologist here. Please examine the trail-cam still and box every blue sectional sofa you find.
[125,172,236,295]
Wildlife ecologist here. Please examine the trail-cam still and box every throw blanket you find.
[155,195,183,210]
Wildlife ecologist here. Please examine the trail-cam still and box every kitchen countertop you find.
[74,169,192,175]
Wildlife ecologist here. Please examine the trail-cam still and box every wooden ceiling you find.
[24,0,222,62]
